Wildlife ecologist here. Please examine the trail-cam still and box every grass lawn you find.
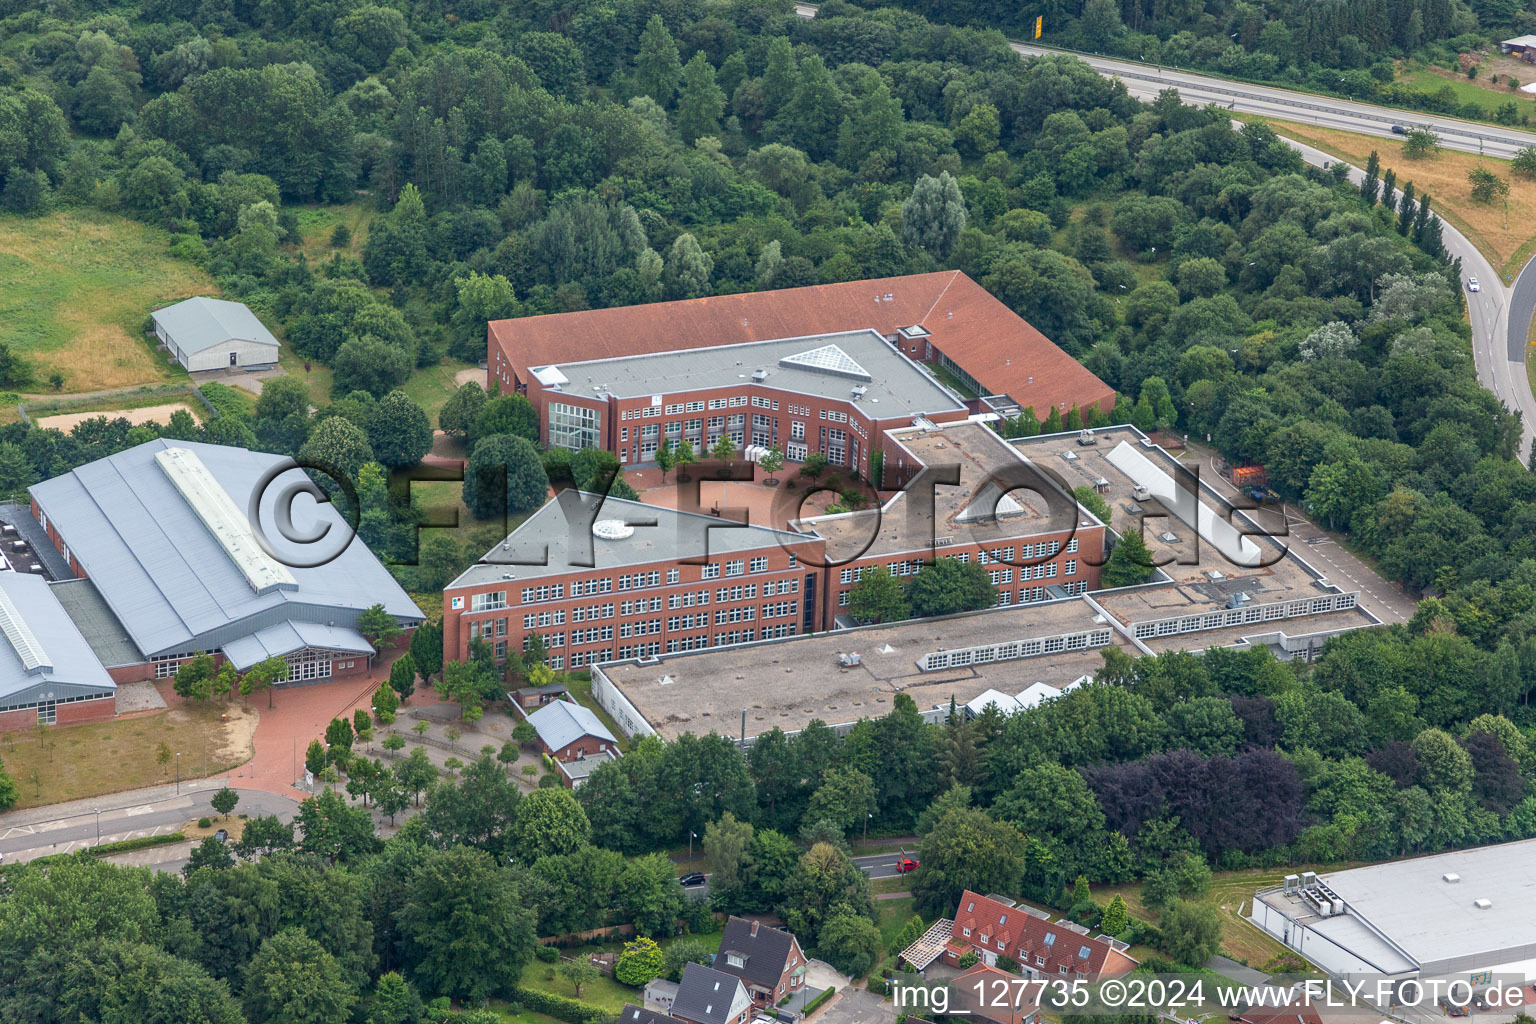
[1395,67,1534,118]
[0,209,214,392]
[1262,118,1536,275]
[402,358,479,423]
[871,876,913,895]
[21,382,207,422]
[280,348,335,408]
[873,895,917,975]
[290,201,373,266]
[0,700,257,809]
[519,960,641,1013]
[1095,866,1327,968]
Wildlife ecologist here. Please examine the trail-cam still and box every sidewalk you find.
[0,775,237,830]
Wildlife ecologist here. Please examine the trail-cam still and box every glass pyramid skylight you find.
[778,344,873,382]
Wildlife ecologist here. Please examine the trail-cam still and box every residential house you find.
[948,963,1040,1024]
[627,1003,686,1024]
[670,963,753,1024]
[527,700,619,762]
[713,916,808,1007]
[945,891,1137,979]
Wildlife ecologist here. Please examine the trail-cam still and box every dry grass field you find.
[0,700,255,809]
[1265,119,1536,274]
[0,210,212,391]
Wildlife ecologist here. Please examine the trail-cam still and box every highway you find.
[1010,45,1536,161]
[792,5,1536,453]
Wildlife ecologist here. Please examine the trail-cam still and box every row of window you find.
[508,559,794,605]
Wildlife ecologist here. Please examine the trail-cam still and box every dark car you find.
[213,828,229,844]
[1391,124,1406,134]
[680,872,707,887]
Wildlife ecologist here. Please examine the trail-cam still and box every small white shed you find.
[151,297,280,372]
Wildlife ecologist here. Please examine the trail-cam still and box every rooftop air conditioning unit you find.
[752,369,768,382]
[1132,485,1151,502]
[1444,873,1461,883]
[1474,898,1493,910]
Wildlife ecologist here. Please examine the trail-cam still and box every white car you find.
[1468,277,1481,293]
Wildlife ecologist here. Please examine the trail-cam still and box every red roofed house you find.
[932,891,1138,980]
[948,962,1042,1024]
[486,272,1113,475]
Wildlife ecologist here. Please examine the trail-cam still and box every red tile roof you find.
[949,891,1137,979]
[488,272,1113,416]
[950,963,1039,1024]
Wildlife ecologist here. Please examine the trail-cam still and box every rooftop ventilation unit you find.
[1132,485,1151,502]
[838,651,862,667]
[155,447,298,595]
[0,584,50,676]
[1077,429,1097,446]
[1444,873,1461,883]
[751,369,768,382]
[1283,874,1300,892]
[1227,592,1252,609]
[1474,898,1493,910]
[850,384,868,400]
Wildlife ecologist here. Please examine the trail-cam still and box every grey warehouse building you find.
[29,439,423,686]
[0,570,116,732]
[151,296,280,373]
[1251,840,1536,999]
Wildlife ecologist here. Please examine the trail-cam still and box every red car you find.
[897,857,919,873]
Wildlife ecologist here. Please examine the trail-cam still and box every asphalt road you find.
[0,787,298,864]
[1010,44,1536,161]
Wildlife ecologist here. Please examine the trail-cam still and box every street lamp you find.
[93,807,100,847]
[689,830,698,860]
[864,812,873,843]
[175,752,181,794]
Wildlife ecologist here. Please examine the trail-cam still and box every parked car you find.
[1468,277,1480,293]
[680,872,707,887]
[213,828,229,844]
[1391,124,1406,134]
[896,857,919,873]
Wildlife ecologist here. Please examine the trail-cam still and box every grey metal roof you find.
[0,572,114,705]
[623,1004,687,1024]
[448,492,812,589]
[221,621,373,670]
[151,297,279,354]
[538,329,965,417]
[672,963,750,1024]
[528,699,616,750]
[29,439,423,658]
[557,749,617,783]
[48,578,142,668]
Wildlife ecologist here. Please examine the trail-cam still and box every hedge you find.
[803,987,836,1015]
[90,832,188,856]
[511,986,612,1024]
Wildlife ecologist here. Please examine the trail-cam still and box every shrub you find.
[803,988,836,1014]
[956,951,979,969]
[536,945,561,963]
[511,987,609,1024]
[197,817,212,828]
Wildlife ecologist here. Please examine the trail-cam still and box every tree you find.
[635,16,683,105]
[211,786,239,820]
[817,912,884,977]
[800,452,829,482]
[399,845,536,1001]
[396,746,438,806]
[905,558,994,618]
[410,621,443,684]
[297,788,378,862]
[173,653,218,702]
[373,683,398,723]
[471,393,540,447]
[299,416,375,488]
[781,841,875,943]
[911,807,1026,918]
[1101,893,1129,936]
[240,656,288,709]
[759,446,785,483]
[465,434,550,519]
[902,172,966,257]
[305,739,327,777]
[244,928,356,1024]
[358,604,402,648]
[663,938,714,981]
[710,433,737,461]
[847,566,911,624]
[1469,166,1510,205]
[1514,145,1536,179]
[1360,149,1380,204]
[1102,530,1155,587]
[1402,126,1440,159]
[511,787,591,859]
[677,52,725,144]
[656,438,676,481]
[369,972,423,1024]
[235,815,296,859]
[325,717,356,760]
[440,382,488,436]
[367,391,433,468]
[390,653,417,702]
[332,336,415,399]
[616,936,666,986]
[666,233,714,299]
[807,767,878,836]
[558,957,600,998]
[1158,899,1223,967]
[184,835,235,875]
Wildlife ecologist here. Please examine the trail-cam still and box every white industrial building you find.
[1251,840,1536,996]
[151,296,280,372]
